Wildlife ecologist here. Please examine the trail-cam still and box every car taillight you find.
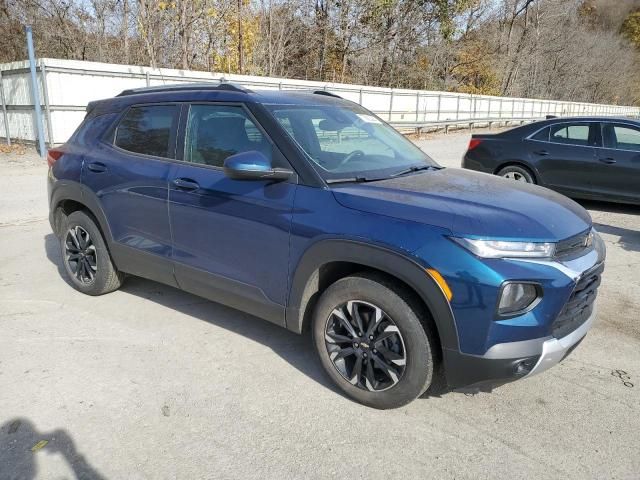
[47,148,64,167]
[467,139,483,151]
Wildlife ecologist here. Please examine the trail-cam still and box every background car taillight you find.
[47,148,65,167]
[467,139,483,151]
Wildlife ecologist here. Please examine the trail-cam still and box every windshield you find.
[266,103,438,181]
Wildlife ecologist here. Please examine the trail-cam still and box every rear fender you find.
[49,180,114,245]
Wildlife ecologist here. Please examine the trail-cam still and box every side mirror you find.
[223,151,293,181]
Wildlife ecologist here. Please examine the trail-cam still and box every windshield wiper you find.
[325,176,383,185]
[390,165,438,178]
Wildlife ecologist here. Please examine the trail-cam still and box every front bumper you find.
[444,305,595,390]
[442,238,604,390]
[525,303,595,377]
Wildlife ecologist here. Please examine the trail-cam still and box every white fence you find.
[1,58,639,146]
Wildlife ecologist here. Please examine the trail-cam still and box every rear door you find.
[593,122,640,202]
[533,122,598,195]
[168,103,297,326]
[84,103,179,286]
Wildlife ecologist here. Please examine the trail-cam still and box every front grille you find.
[552,263,603,338]
[555,229,592,258]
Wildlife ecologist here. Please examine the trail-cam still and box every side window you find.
[114,105,178,158]
[549,123,591,146]
[531,127,550,142]
[185,104,272,167]
[603,124,640,151]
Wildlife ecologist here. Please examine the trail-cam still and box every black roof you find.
[87,83,351,115]
[115,82,345,102]
[497,115,640,138]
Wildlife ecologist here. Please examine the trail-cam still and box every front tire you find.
[60,210,124,295]
[312,273,434,409]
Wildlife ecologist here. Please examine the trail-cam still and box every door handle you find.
[87,162,107,173]
[598,157,616,164]
[172,178,200,191]
[533,150,549,156]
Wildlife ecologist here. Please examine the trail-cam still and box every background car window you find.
[115,105,178,158]
[185,105,272,167]
[550,123,591,146]
[603,124,640,151]
[310,116,395,158]
[531,127,550,141]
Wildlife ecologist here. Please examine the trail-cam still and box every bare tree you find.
[0,0,637,106]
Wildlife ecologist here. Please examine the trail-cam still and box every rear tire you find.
[312,273,434,409]
[60,210,124,295]
[497,165,535,184]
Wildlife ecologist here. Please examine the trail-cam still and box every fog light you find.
[515,358,537,376]
[498,282,540,316]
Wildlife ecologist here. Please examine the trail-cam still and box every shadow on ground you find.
[577,200,640,253]
[44,233,342,398]
[0,418,105,480]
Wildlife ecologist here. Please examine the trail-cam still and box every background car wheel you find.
[312,273,435,409]
[60,210,124,295]
[497,165,535,184]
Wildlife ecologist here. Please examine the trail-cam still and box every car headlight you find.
[452,237,555,258]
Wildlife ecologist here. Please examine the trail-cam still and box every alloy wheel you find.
[64,226,97,284]
[503,171,528,182]
[324,300,407,392]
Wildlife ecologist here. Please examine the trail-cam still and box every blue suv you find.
[48,84,605,408]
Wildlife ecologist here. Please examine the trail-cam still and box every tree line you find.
[1,0,639,105]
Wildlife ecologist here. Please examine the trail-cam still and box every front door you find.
[168,103,297,326]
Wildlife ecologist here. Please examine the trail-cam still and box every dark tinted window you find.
[115,105,178,158]
[603,123,640,151]
[549,123,591,146]
[531,127,549,141]
[185,104,272,167]
[73,113,118,146]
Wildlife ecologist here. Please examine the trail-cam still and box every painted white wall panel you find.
[0,58,638,144]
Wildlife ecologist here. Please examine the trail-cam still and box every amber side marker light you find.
[426,268,453,301]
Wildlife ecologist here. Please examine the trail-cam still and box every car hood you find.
[331,168,591,241]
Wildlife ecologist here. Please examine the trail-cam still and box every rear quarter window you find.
[530,127,550,142]
[71,113,119,147]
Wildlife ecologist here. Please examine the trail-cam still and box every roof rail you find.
[216,83,253,93]
[117,82,253,97]
[313,90,342,99]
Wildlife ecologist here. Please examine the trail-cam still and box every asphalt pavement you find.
[1,133,639,479]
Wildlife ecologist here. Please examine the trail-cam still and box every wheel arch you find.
[285,240,459,354]
[50,182,114,246]
[494,161,539,184]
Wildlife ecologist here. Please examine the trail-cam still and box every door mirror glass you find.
[223,151,292,181]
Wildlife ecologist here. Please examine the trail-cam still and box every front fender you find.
[285,239,459,352]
